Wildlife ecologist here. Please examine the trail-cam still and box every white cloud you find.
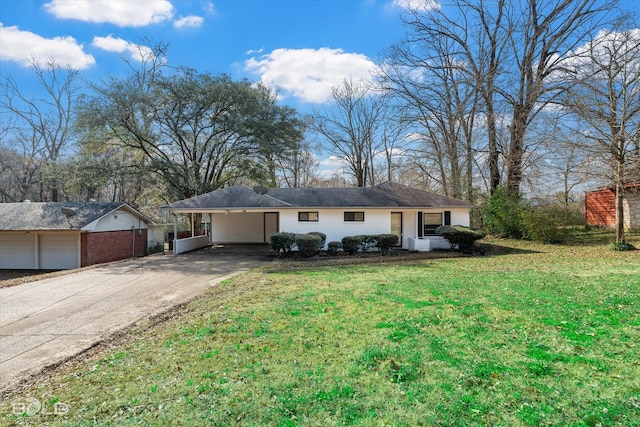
[92,35,154,62]
[317,155,347,178]
[391,0,440,12]
[0,23,95,69]
[174,15,204,29]
[44,0,173,27]
[202,1,216,14]
[244,47,378,104]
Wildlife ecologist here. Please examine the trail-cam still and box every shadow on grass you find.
[475,242,541,256]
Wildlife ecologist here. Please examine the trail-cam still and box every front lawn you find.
[2,233,639,426]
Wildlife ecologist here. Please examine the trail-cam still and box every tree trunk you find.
[615,163,625,244]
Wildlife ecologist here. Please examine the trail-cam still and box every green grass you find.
[2,232,640,426]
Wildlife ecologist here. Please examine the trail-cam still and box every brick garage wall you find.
[81,229,148,267]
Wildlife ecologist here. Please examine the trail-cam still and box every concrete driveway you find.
[0,244,270,394]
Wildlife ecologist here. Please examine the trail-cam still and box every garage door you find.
[0,232,36,269]
[39,233,80,269]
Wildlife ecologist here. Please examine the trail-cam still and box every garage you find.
[39,232,80,270]
[0,201,155,270]
[0,232,36,269]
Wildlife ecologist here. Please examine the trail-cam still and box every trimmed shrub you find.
[269,232,295,256]
[308,231,327,250]
[436,225,486,254]
[327,241,343,256]
[376,234,399,255]
[361,235,378,252]
[295,234,322,258]
[342,235,365,254]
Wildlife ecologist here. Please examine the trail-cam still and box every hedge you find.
[435,225,486,254]
[269,232,296,256]
[376,234,399,254]
[342,235,365,254]
[295,234,322,258]
[327,241,343,255]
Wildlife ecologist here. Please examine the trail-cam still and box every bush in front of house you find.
[436,225,486,254]
[307,231,326,250]
[269,232,296,256]
[327,241,343,255]
[361,235,378,252]
[342,235,365,254]
[295,233,323,258]
[376,234,399,255]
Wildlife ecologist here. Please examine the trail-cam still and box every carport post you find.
[172,214,178,254]
[208,213,213,245]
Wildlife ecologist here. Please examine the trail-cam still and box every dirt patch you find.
[0,269,73,288]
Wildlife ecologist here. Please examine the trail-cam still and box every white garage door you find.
[0,232,36,269]
[39,233,79,270]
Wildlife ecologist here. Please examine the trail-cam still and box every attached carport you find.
[163,186,288,254]
[169,210,280,254]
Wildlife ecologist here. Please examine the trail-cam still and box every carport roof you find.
[163,182,476,211]
[0,201,151,231]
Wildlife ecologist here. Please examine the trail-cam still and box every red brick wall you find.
[585,189,616,226]
[81,229,148,267]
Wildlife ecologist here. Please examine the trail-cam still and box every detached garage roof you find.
[163,182,476,211]
[0,201,151,231]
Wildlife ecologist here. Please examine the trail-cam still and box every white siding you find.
[87,209,148,232]
[279,207,471,250]
[0,232,36,269]
[211,212,265,243]
[279,209,393,249]
[39,232,80,269]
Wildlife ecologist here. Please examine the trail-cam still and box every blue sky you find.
[1,0,638,180]
[0,0,422,112]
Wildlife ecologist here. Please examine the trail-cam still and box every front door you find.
[264,212,279,242]
[391,212,402,246]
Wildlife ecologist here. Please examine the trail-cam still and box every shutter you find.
[444,211,451,225]
[418,212,423,238]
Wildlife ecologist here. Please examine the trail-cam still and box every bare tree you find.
[312,78,388,187]
[0,58,80,201]
[390,0,507,194]
[563,25,640,244]
[502,0,616,195]
[388,0,616,197]
[277,138,319,188]
[380,19,480,200]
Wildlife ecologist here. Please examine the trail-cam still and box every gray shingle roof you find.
[0,202,133,230]
[164,182,476,210]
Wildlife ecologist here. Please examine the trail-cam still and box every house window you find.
[422,213,443,235]
[298,212,319,222]
[344,211,365,222]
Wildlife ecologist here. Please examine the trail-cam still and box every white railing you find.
[174,235,209,254]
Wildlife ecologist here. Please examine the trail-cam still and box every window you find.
[422,213,442,235]
[344,211,365,222]
[418,211,451,236]
[298,212,319,222]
